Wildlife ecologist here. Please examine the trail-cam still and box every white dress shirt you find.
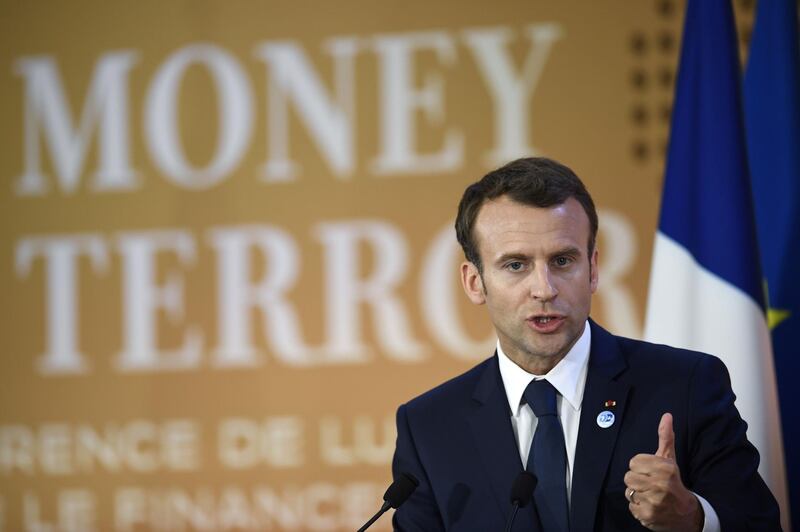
[497,320,591,500]
[496,321,720,531]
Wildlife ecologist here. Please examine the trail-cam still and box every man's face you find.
[461,195,598,373]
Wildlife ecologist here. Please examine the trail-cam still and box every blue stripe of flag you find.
[658,0,764,310]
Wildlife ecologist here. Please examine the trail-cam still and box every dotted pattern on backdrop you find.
[627,0,756,185]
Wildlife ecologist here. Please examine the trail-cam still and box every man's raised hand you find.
[623,413,703,531]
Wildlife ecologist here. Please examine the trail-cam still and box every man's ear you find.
[461,261,486,305]
[590,246,599,293]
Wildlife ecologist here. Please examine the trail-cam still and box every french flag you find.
[643,0,788,526]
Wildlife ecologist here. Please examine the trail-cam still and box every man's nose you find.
[529,266,558,302]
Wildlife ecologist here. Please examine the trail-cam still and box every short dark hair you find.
[455,157,598,272]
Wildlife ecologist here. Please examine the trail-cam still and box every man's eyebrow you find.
[495,247,582,264]
[495,252,530,264]
[552,246,582,257]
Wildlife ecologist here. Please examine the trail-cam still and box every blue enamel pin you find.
[596,410,615,429]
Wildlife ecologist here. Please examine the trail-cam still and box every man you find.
[391,158,780,531]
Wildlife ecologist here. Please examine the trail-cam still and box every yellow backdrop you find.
[0,1,755,530]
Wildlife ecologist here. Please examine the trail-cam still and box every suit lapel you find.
[466,355,529,526]
[570,321,631,531]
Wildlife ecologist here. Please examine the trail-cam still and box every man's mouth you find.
[528,315,565,332]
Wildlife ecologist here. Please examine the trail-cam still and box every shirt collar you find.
[497,321,591,416]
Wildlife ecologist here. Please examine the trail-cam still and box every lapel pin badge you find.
[604,400,617,408]
[596,410,615,429]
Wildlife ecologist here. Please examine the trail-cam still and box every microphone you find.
[357,472,419,532]
[504,471,537,532]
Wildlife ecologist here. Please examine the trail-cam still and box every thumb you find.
[655,412,675,459]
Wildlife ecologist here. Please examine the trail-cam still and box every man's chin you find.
[513,343,569,370]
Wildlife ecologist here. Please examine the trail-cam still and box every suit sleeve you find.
[391,404,446,532]
[684,354,781,531]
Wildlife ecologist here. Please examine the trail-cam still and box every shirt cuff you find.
[693,492,720,532]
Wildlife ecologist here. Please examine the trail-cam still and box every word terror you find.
[15,221,494,374]
[15,212,638,375]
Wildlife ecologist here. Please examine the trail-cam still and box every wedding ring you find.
[625,487,637,504]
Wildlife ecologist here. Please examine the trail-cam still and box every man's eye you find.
[554,256,573,267]
[507,261,524,271]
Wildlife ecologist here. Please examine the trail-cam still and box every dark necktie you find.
[523,379,569,531]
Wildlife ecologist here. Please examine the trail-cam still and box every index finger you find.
[628,453,667,473]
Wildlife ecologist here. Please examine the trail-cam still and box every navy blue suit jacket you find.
[392,321,780,531]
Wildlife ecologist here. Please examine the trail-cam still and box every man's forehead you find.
[475,196,588,231]
[472,196,591,255]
